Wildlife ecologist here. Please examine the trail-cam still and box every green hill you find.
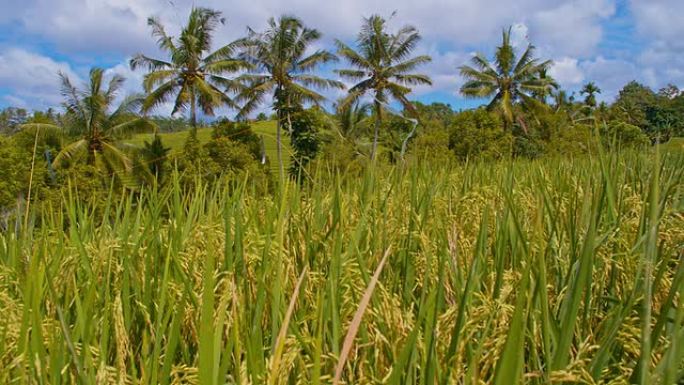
[125,120,291,172]
[663,137,684,153]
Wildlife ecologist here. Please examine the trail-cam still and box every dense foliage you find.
[2,150,683,384]
[0,7,683,384]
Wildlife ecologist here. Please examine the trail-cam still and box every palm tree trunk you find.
[276,112,284,182]
[286,94,294,175]
[371,101,382,161]
[190,86,198,135]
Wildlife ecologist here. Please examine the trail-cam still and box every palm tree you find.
[130,7,250,130]
[532,68,559,103]
[22,68,155,176]
[335,15,432,160]
[335,99,371,140]
[580,81,601,108]
[141,134,171,181]
[459,27,554,130]
[236,15,344,180]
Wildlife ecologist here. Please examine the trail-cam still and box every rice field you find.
[1,148,683,384]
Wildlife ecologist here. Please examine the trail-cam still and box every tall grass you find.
[1,149,683,384]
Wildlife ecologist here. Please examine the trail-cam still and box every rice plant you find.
[1,148,683,384]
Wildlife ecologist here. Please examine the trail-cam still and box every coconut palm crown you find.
[335,15,432,160]
[27,69,155,171]
[235,15,345,179]
[459,27,555,130]
[130,7,250,128]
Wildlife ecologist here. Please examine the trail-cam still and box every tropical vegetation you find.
[0,6,683,385]
[335,15,432,159]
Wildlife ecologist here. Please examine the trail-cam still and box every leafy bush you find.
[513,133,546,159]
[136,134,171,184]
[448,108,513,161]
[0,136,31,210]
[407,126,454,164]
[176,126,271,192]
[212,120,262,159]
[288,108,331,177]
[204,138,262,175]
[601,121,650,148]
[546,124,594,155]
[312,138,366,177]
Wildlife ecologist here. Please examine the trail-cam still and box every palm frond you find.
[53,139,88,167]
[288,82,327,105]
[347,79,374,95]
[195,78,239,113]
[203,40,240,64]
[335,40,373,70]
[109,94,145,121]
[393,74,432,87]
[387,55,432,76]
[334,69,367,81]
[236,91,268,120]
[147,17,177,52]
[389,28,421,61]
[105,73,126,105]
[513,44,536,75]
[459,65,498,84]
[109,117,157,137]
[171,84,192,116]
[460,80,498,98]
[292,75,345,91]
[297,50,338,72]
[59,72,86,119]
[142,79,180,114]
[336,89,365,112]
[142,69,178,93]
[129,54,173,71]
[101,141,133,173]
[203,59,253,75]
[208,75,245,94]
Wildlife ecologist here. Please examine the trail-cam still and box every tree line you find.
[1,7,683,219]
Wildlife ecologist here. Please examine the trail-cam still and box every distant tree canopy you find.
[1,7,683,213]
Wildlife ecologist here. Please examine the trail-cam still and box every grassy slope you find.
[663,137,684,153]
[126,120,291,172]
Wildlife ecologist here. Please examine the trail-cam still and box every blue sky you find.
[0,0,682,118]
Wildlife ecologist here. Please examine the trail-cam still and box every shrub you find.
[312,138,366,178]
[407,126,454,164]
[513,133,546,159]
[288,108,331,177]
[601,121,650,148]
[0,136,31,210]
[212,120,262,159]
[546,124,594,155]
[448,108,513,161]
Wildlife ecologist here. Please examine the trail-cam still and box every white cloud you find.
[2,95,29,109]
[4,0,682,111]
[410,46,470,97]
[4,0,615,58]
[0,48,81,108]
[637,47,684,90]
[631,0,684,50]
[549,57,585,86]
[529,0,615,57]
[11,0,159,55]
[580,56,638,101]
[626,1,684,91]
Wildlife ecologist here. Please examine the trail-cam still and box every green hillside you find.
[663,137,684,153]
[125,120,291,172]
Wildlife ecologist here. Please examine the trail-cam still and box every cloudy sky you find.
[0,0,682,117]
